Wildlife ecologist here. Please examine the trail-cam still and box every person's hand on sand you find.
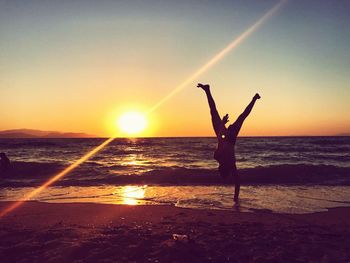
[254,93,261,100]
[197,83,210,92]
[222,114,229,125]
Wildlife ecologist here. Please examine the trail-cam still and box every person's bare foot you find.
[254,93,261,100]
[197,83,210,92]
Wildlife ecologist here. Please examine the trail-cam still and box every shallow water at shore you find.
[2,185,350,214]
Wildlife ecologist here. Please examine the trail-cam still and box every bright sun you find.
[117,111,147,136]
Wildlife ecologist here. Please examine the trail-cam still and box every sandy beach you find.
[0,201,349,262]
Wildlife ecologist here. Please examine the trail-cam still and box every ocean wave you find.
[309,138,350,146]
[1,162,349,187]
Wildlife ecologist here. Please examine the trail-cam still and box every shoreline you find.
[2,185,350,214]
[1,201,350,262]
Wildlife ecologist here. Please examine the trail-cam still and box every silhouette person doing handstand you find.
[198,83,260,202]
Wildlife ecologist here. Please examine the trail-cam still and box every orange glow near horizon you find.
[0,1,287,218]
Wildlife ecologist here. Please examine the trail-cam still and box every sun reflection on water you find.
[121,154,146,166]
[115,185,147,205]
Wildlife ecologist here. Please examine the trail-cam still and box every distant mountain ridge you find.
[0,129,96,138]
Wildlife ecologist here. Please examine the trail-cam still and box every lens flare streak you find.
[147,0,286,114]
[0,137,115,218]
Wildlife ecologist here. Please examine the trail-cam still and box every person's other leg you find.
[198,84,222,136]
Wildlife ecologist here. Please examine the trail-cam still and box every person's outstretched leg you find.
[228,93,261,139]
[197,83,222,137]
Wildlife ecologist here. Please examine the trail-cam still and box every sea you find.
[0,137,349,214]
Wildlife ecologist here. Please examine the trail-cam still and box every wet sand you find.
[0,201,349,262]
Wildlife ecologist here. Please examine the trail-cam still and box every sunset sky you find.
[1,0,349,137]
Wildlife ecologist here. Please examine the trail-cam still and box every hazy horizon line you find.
[0,128,349,138]
[1,135,349,139]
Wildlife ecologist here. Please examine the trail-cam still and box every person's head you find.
[218,162,233,178]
